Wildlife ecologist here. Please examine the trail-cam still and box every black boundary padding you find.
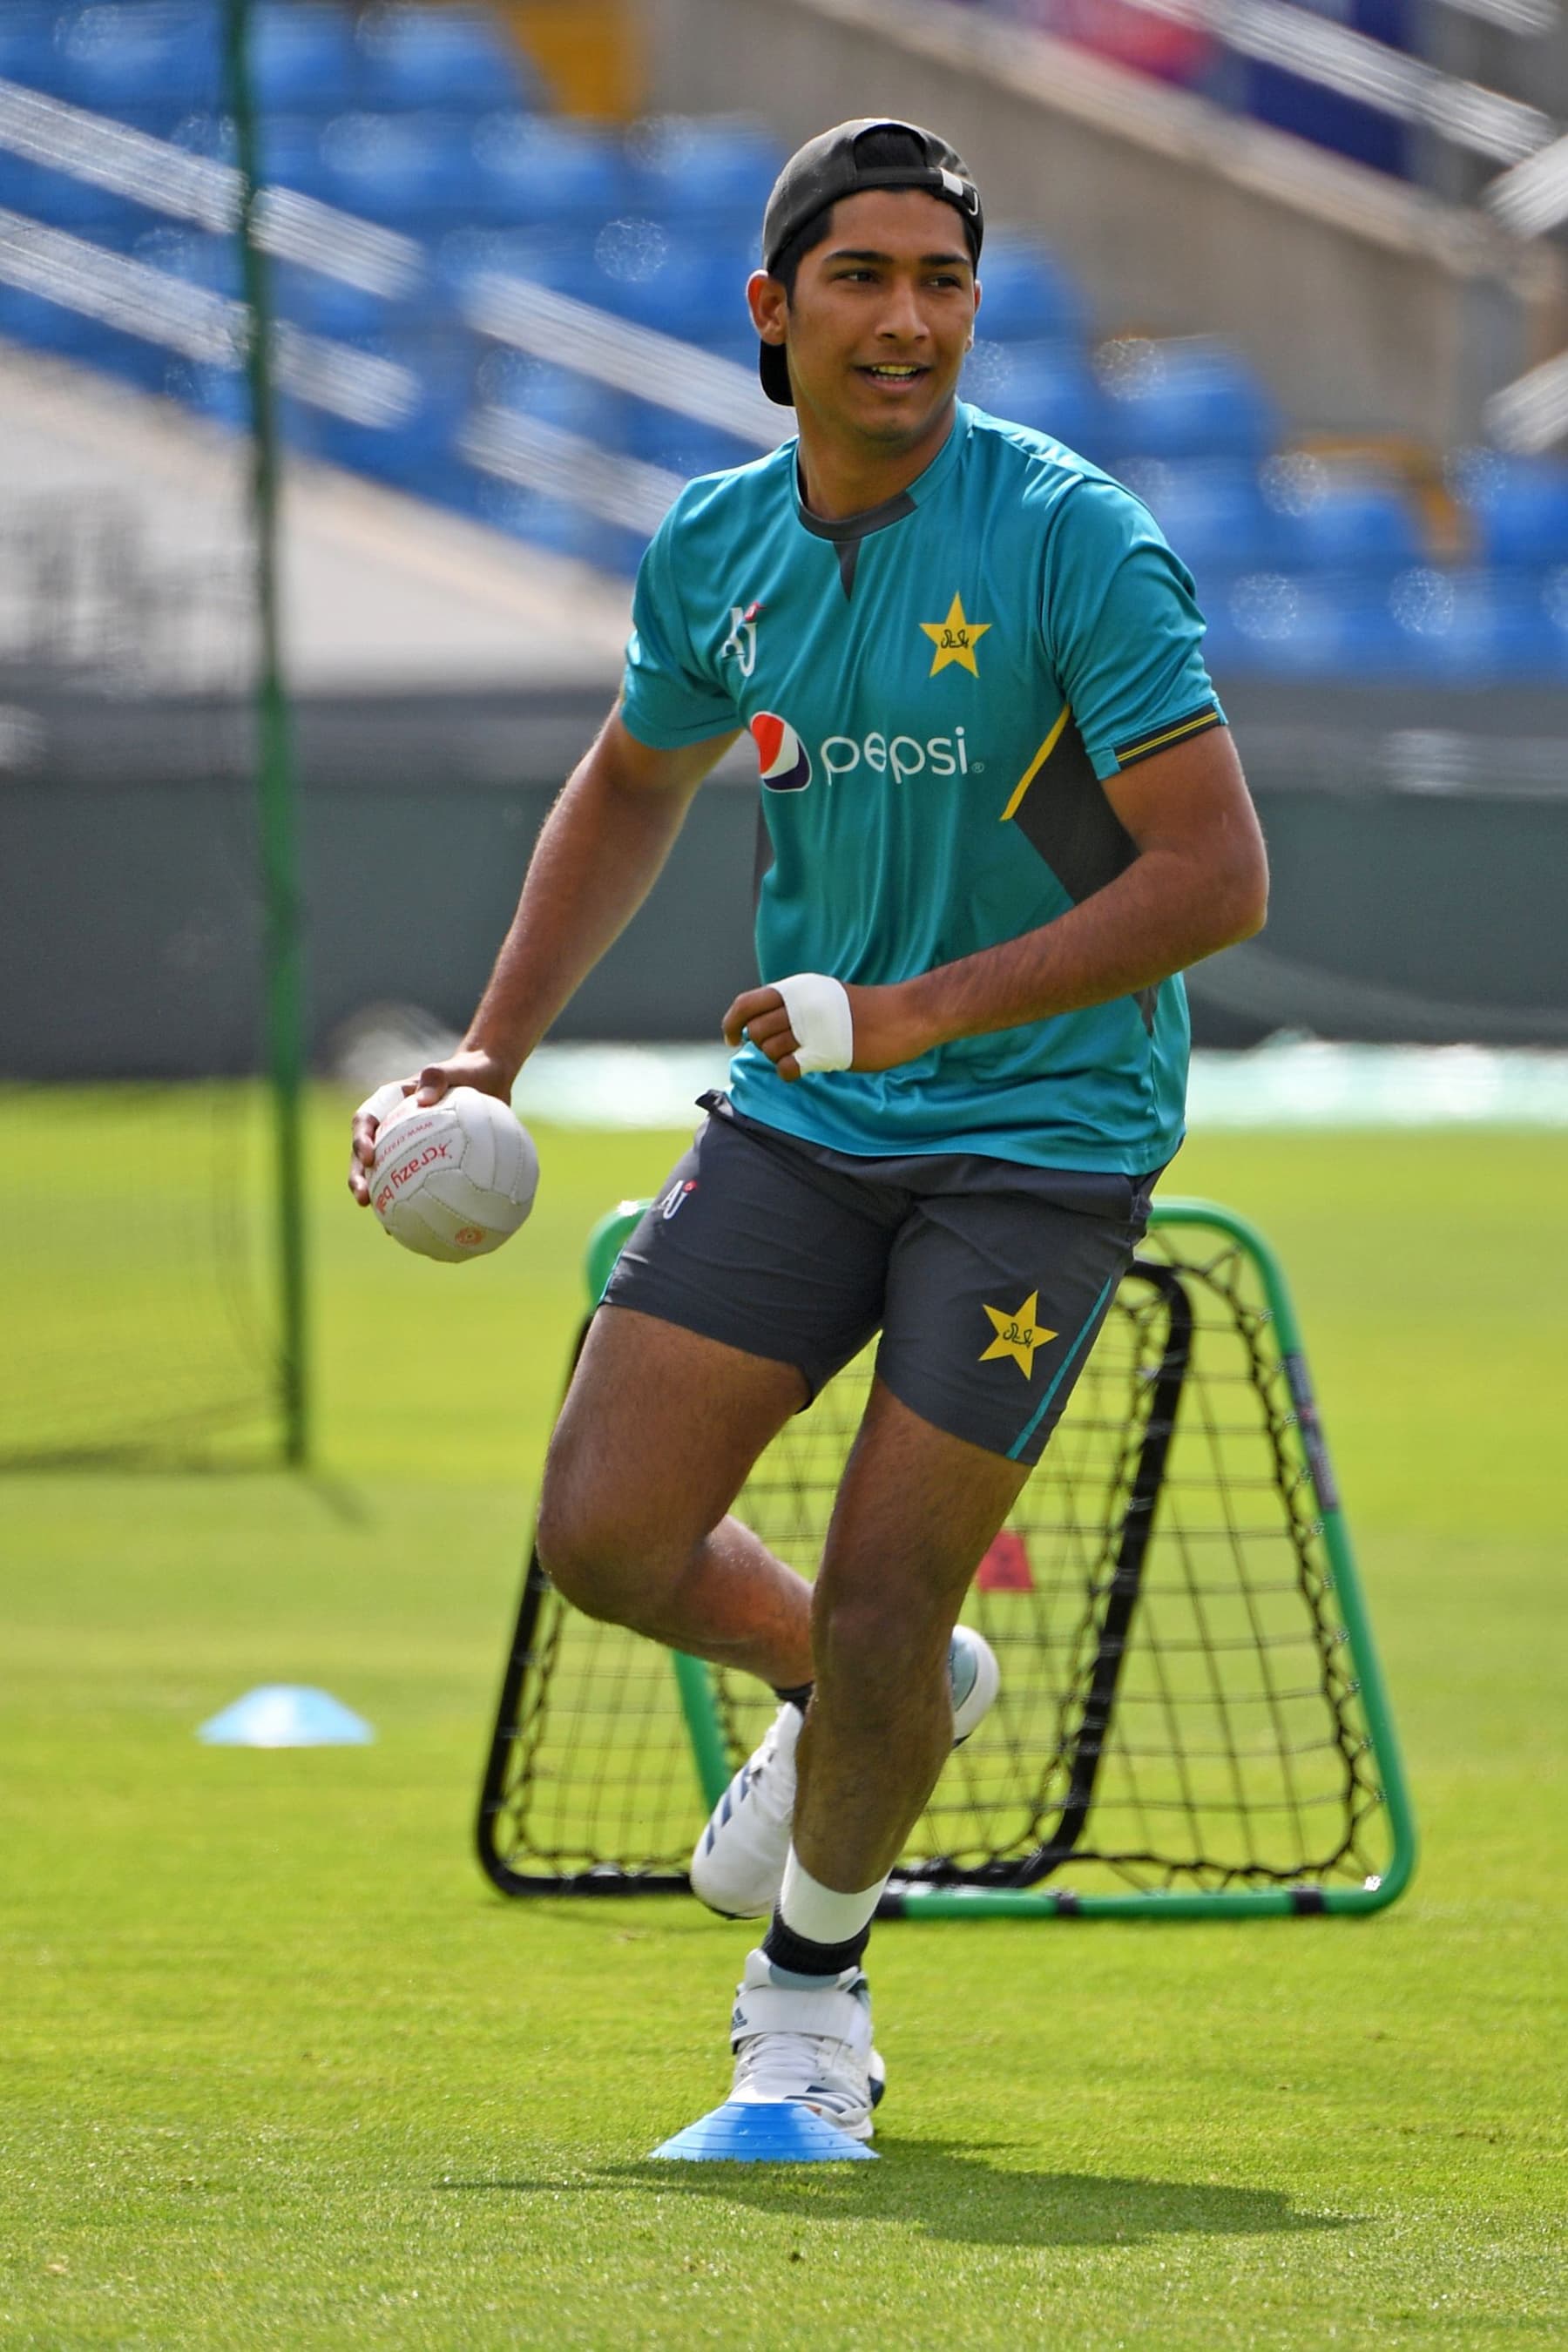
[473,1316,693,1898]
[879,1260,1194,1910]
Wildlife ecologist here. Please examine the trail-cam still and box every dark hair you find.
[768,127,980,298]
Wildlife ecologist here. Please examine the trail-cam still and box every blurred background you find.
[4,21,1565,2329]
[2,0,1565,1468]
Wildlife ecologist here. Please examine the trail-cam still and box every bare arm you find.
[726,727,1267,1078]
[349,707,737,1199]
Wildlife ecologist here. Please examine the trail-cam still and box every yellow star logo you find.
[919,591,991,678]
[979,1292,1057,1380]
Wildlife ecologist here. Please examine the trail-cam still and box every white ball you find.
[368,1087,538,1264]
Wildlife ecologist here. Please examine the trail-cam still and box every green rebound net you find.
[476,1199,1415,1921]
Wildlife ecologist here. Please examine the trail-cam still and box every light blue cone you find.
[198,1686,374,1747]
[650,2100,877,2162]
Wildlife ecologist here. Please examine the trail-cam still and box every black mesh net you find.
[1,332,278,1469]
[1,1078,275,1467]
[478,1221,1394,1902]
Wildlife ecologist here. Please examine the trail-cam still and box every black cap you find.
[757,118,983,408]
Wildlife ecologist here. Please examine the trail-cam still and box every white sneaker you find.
[690,1625,1001,1919]
[728,1948,886,2141]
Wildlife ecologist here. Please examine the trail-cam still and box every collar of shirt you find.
[791,401,974,547]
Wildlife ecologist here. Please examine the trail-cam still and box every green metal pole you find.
[225,0,308,1468]
[1150,1199,1419,1909]
[672,1651,732,1813]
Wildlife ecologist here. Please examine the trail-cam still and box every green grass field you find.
[3,1093,1565,2349]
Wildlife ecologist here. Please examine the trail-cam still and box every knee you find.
[534,1463,678,1632]
[534,1478,628,1622]
[812,1578,955,1710]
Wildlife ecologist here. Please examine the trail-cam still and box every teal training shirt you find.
[620,401,1226,1173]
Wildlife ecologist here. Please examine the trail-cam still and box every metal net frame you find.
[476,1200,1415,1922]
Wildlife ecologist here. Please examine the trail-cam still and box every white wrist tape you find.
[774,972,854,1074]
[356,1079,411,1127]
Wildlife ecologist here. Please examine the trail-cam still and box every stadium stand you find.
[0,0,1565,678]
[957,0,1557,185]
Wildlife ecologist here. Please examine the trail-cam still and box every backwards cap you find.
[757,118,983,408]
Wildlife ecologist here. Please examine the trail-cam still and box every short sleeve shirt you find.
[621,402,1225,1173]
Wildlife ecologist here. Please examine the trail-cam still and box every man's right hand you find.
[346,1047,515,1206]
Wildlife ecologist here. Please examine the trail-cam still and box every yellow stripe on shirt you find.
[1114,705,1221,768]
[999,705,1071,822]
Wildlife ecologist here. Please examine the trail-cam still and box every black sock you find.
[771,1680,814,1713]
[762,1905,871,1980]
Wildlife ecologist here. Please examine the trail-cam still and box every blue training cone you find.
[198,1686,374,1747]
[650,2099,877,2162]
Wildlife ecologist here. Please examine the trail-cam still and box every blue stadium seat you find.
[1133,460,1285,578]
[971,238,1085,344]
[0,276,114,361]
[310,345,464,497]
[247,3,360,115]
[486,355,629,449]
[1388,566,1565,683]
[85,332,175,395]
[0,10,64,97]
[627,117,781,232]
[132,224,244,296]
[704,332,767,376]
[0,150,144,237]
[431,225,600,330]
[1098,339,1277,463]
[470,117,627,226]
[0,264,183,399]
[316,112,483,230]
[1218,571,1410,679]
[466,478,585,551]
[163,108,233,162]
[55,3,222,125]
[463,477,645,575]
[1540,571,1568,677]
[966,340,1108,461]
[1484,573,1568,676]
[577,225,742,342]
[1450,450,1568,571]
[623,398,757,479]
[254,113,334,198]
[355,5,532,114]
[1266,463,1425,573]
[273,262,398,345]
[166,357,249,431]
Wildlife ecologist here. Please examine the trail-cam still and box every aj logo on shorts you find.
[660,1179,698,1220]
[979,1291,1057,1378]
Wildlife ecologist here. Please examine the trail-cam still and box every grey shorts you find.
[600,1094,1159,1466]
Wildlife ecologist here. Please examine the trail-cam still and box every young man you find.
[350,119,1267,2141]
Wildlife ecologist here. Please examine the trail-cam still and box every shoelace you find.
[740,1719,794,1815]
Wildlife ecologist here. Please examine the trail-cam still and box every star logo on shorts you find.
[979,1292,1057,1379]
[920,591,990,677]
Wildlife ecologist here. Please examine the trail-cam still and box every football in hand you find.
[368,1087,538,1263]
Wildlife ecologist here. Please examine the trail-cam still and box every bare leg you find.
[792,1378,1031,1890]
[536,1304,814,1689]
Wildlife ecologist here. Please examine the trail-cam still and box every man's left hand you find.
[722,982,927,1082]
